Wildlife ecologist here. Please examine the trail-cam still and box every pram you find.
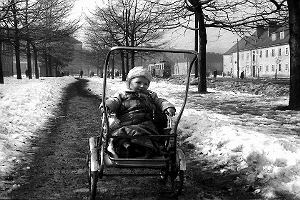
[87,46,198,200]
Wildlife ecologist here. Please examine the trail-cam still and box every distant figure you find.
[80,70,83,78]
[241,71,245,79]
[89,71,94,77]
[151,68,156,77]
[213,70,217,79]
[115,70,120,77]
[25,69,29,77]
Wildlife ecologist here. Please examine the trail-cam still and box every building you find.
[223,25,290,79]
[146,53,191,76]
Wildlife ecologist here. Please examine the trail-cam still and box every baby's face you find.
[129,76,150,92]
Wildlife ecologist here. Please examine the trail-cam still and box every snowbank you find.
[87,77,300,198]
[0,77,76,176]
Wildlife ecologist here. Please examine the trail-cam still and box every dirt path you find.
[5,79,101,200]
[3,78,261,200]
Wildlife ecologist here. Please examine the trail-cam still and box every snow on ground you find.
[0,77,76,177]
[0,76,300,199]
[87,77,300,198]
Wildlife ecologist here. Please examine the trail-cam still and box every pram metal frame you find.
[87,46,198,200]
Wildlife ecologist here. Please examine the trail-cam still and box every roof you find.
[224,26,289,55]
[66,36,83,44]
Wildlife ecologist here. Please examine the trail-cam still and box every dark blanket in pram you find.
[111,120,161,158]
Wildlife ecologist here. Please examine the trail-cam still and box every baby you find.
[102,66,176,158]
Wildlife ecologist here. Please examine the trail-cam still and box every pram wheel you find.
[170,148,185,196]
[88,155,98,200]
[172,170,184,195]
[88,137,101,200]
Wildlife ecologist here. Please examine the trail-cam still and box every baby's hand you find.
[99,105,111,113]
[165,107,176,117]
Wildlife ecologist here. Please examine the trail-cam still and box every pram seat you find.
[105,125,173,168]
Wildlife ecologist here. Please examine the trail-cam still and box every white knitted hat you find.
[126,67,152,88]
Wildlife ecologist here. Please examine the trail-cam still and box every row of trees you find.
[0,0,80,83]
[84,0,299,110]
[84,0,179,80]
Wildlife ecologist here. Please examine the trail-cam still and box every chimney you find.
[256,25,266,38]
[268,21,278,37]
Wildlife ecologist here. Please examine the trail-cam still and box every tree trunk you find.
[14,40,22,79]
[45,55,48,76]
[288,0,300,110]
[194,12,199,78]
[26,41,32,79]
[121,51,126,81]
[111,52,115,79]
[197,6,207,93]
[48,55,53,77]
[125,51,129,76]
[0,41,4,84]
[55,61,59,77]
[131,50,135,68]
[12,0,22,79]
[97,50,103,78]
[25,0,32,79]
[33,45,39,79]
[130,36,135,68]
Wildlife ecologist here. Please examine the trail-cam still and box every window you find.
[285,64,289,71]
[259,50,262,58]
[266,50,268,58]
[259,66,262,72]
[2,43,9,51]
[280,31,284,39]
[272,49,275,57]
[266,65,269,72]
[285,47,289,55]
[279,64,281,71]
[272,65,275,71]
[271,33,276,41]
[278,48,282,56]
[252,51,256,61]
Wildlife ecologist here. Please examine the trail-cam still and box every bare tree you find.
[152,0,291,98]
[186,0,300,110]
[0,40,3,84]
[27,0,79,77]
[85,0,171,79]
[286,0,300,110]
[0,1,13,83]
[11,0,23,79]
[168,0,300,110]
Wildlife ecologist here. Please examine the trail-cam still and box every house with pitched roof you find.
[223,25,290,79]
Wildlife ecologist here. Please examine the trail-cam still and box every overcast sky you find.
[71,0,239,54]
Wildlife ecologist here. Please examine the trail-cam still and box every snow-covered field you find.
[0,76,300,199]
